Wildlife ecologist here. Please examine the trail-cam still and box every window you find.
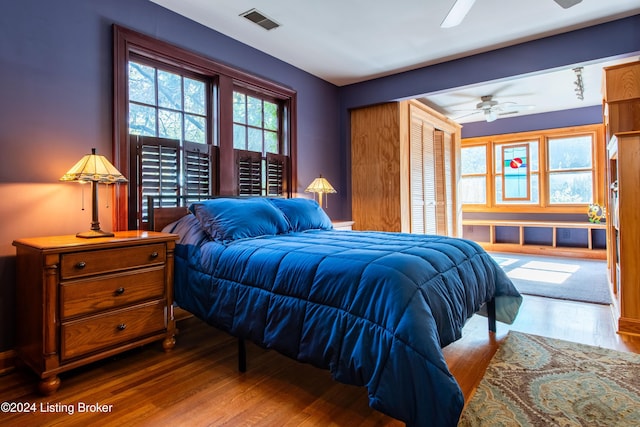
[113,26,296,230]
[460,125,603,213]
[495,140,539,205]
[233,91,279,153]
[232,90,289,197]
[547,135,593,204]
[233,90,288,196]
[127,58,215,227]
[460,145,487,204]
[128,61,207,143]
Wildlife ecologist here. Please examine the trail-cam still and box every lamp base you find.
[76,229,115,239]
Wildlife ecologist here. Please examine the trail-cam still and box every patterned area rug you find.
[459,331,640,426]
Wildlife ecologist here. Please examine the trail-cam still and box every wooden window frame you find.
[496,141,538,204]
[127,56,212,145]
[232,88,286,154]
[113,25,297,230]
[460,143,490,205]
[461,124,605,214]
[546,133,597,206]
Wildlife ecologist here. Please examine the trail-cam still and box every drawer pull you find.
[150,251,159,259]
[117,323,127,331]
[114,287,125,296]
[75,261,86,269]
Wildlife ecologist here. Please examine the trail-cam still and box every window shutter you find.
[233,150,288,197]
[130,135,180,229]
[184,141,215,201]
[266,153,288,196]
[235,149,263,196]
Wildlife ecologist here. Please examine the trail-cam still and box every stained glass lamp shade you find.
[60,148,127,238]
[304,175,336,208]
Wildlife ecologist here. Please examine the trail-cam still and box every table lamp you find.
[60,148,128,238]
[305,174,336,208]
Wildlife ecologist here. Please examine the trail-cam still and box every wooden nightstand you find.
[332,220,354,230]
[12,231,179,395]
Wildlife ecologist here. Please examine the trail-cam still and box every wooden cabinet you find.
[603,61,640,140]
[603,60,640,335]
[607,132,640,335]
[351,100,462,236]
[12,231,178,394]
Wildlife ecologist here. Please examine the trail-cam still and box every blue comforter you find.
[169,215,521,426]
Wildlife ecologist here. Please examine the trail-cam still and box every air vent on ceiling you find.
[240,9,280,31]
[553,0,582,9]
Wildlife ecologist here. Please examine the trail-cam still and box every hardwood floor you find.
[1,295,639,426]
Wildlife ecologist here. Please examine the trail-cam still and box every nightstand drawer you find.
[60,267,165,319]
[61,243,166,279]
[61,301,165,360]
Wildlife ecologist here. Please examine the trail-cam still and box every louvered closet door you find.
[409,116,424,233]
[409,106,454,236]
[433,130,450,236]
[409,110,437,234]
[441,131,454,235]
[422,124,438,235]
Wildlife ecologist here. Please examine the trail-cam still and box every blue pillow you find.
[270,198,333,231]
[162,213,210,246]
[190,198,290,242]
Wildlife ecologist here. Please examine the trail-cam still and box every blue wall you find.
[0,1,638,352]
[0,0,340,351]
[0,0,341,197]
[460,105,604,138]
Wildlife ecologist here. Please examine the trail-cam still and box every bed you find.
[155,197,522,427]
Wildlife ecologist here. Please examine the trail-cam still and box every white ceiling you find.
[151,0,640,122]
[422,55,639,123]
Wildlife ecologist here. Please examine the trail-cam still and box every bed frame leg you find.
[238,338,247,372]
[487,297,497,333]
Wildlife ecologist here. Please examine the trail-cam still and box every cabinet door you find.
[409,107,451,236]
[409,110,435,234]
[435,130,453,236]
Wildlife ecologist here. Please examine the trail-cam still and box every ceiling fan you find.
[441,0,583,28]
[453,95,535,122]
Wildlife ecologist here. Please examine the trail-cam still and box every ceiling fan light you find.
[441,0,477,28]
[485,110,497,122]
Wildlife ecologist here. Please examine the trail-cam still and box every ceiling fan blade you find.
[441,0,477,28]
[450,107,482,112]
[486,84,515,97]
[447,92,485,102]
[450,94,536,122]
[453,111,482,120]
[498,111,521,117]
[553,0,582,9]
[495,102,534,113]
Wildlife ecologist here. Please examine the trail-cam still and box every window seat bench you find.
[462,219,606,260]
